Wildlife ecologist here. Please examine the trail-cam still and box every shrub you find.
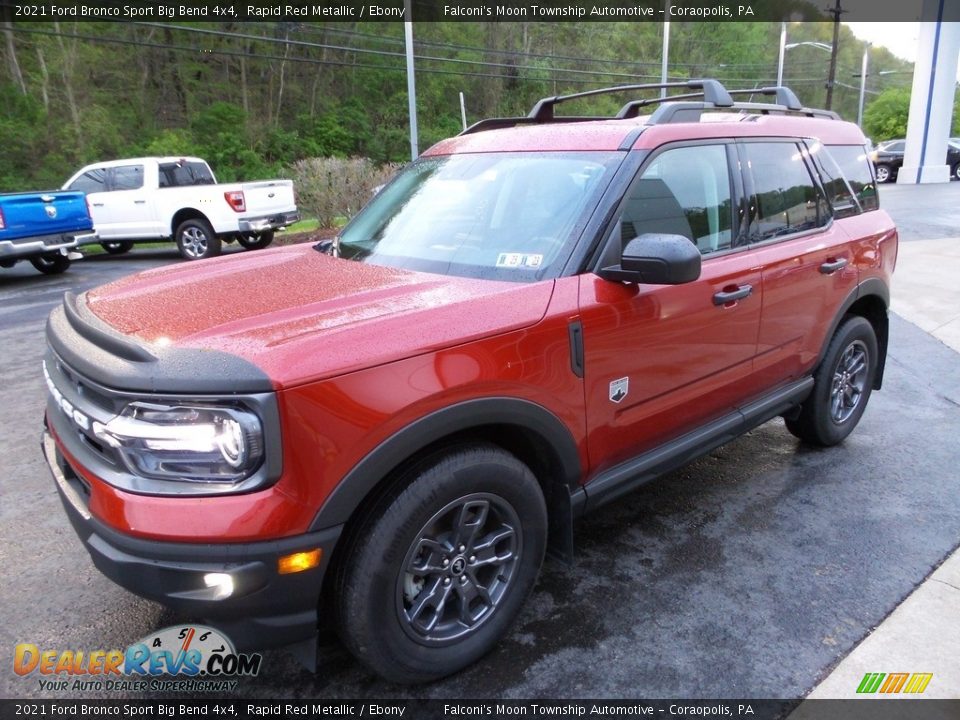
[288,157,400,228]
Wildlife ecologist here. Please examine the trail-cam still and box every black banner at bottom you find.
[1,699,958,720]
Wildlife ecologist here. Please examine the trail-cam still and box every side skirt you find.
[573,377,814,516]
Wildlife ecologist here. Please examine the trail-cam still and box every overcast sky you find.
[845,22,960,82]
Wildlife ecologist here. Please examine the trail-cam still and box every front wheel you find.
[335,445,547,683]
[786,316,878,446]
[236,231,274,250]
[874,164,892,183]
[101,241,133,255]
[175,219,220,260]
[29,252,71,275]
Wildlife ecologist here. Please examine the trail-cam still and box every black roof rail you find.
[458,80,838,136]
[526,79,734,121]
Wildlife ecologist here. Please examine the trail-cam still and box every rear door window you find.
[158,161,215,187]
[742,141,827,242]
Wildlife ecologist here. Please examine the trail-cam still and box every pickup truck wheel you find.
[237,231,274,250]
[101,241,133,255]
[175,219,221,260]
[29,252,71,275]
[786,316,877,447]
[335,444,547,683]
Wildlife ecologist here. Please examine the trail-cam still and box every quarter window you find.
[827,144,879,212]
[743,142,825,242]
[620,144,733,255]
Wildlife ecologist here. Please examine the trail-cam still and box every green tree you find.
[863,88,911,142]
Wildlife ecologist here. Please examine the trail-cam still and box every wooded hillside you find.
[0,19,915,193]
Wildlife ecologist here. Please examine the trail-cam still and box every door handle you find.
[134,200,146,205]
[819,258,849,274]
[713,284,753,306]
[91,202,104,207]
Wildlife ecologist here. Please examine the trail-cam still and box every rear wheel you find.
[952,163,960,181]
[236,231,274,250]
[874,164,892,183]
[786,316,877,446]
[335,444,547,683]
[29,252,71,275]
[101,241,133,255]
[175,219,220,260]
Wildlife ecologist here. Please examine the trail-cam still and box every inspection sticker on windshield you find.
[496,252,543,269]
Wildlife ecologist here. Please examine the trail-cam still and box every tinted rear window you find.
[159,161,215,187]
[743,142,825,241]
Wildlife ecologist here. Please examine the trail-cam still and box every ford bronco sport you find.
[42,80,896,683]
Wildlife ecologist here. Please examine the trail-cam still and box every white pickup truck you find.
[63,157,299,260]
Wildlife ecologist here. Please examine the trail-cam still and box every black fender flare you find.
[308,397,582,532]
[818,276,890,388]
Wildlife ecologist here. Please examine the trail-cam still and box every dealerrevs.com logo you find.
[14,625,262,692]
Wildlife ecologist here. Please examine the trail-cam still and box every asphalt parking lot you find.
[2,187,959,700]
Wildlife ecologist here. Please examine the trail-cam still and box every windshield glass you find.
[336,152,622,281]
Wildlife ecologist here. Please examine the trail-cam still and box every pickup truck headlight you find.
[93,402,264,483]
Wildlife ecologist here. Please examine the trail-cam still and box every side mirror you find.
[598,233,701,285]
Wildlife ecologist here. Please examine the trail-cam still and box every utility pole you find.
[776,22,786,87]
[825,0,844,110]
[403,0,418,160]
[660,1,671,98]
[857,43,870,127]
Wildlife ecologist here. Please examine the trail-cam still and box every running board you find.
[580,377,814,513]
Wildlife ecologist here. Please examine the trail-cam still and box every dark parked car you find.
[868,138,960,183]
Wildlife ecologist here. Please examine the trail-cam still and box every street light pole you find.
[857,43,870,127]
[403,0,418,161]
[777,22,786,87]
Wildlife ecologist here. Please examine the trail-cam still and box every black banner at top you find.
[1,0,958,23]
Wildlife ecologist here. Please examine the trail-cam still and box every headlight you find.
[93,402,264,483]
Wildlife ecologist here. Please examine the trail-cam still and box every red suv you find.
[42,80,896,683]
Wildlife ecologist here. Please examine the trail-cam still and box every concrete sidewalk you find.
[794,227,960,704]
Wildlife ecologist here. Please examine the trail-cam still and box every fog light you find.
[202,572,235,600]
[278,549,322,575]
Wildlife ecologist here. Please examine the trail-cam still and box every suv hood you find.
[85,244,554,388]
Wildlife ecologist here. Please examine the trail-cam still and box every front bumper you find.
[42,431,342,652]
[238,211,300,233]
[0,231,96,260]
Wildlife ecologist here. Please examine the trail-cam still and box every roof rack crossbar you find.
[726,86,803,111]
[527,79,734,121]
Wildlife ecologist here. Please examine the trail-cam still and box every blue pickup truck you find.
[0,190,96,275]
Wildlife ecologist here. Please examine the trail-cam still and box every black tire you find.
[101,241,133,255]
[175,218,221,260]
[786,316,878,447]
[236,231,274,250]
[874,164,892,184]
[334,444,547,683]
[29,252,71,275]
[952,164,960,181]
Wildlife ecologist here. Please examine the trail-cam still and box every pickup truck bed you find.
[0,190,96,275]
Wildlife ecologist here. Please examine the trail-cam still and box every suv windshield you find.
[337,152,622,281]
